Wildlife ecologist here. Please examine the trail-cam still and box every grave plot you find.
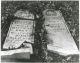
[43,9,79,56]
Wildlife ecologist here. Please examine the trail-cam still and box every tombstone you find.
[3,10,34,49]
[2,10,34,60]
[43,9,79,56]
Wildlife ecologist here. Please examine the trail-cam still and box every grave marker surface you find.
[3,10,34,50]
[43,9,79,56]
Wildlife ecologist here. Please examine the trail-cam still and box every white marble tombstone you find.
[3,10,34,54]
[43,9,79,56]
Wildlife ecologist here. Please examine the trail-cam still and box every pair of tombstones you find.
[3,9,79,56]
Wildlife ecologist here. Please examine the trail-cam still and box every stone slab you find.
[3,19,34,49]
[43,9,79,56]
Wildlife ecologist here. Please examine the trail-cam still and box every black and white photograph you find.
[1,0,79,63]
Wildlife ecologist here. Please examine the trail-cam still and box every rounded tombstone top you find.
[43,9,62,18]
[14,10,34,19]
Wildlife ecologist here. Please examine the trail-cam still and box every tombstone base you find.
[1,52,30,62]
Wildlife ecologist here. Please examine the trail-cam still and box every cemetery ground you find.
[1,1,79,62]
